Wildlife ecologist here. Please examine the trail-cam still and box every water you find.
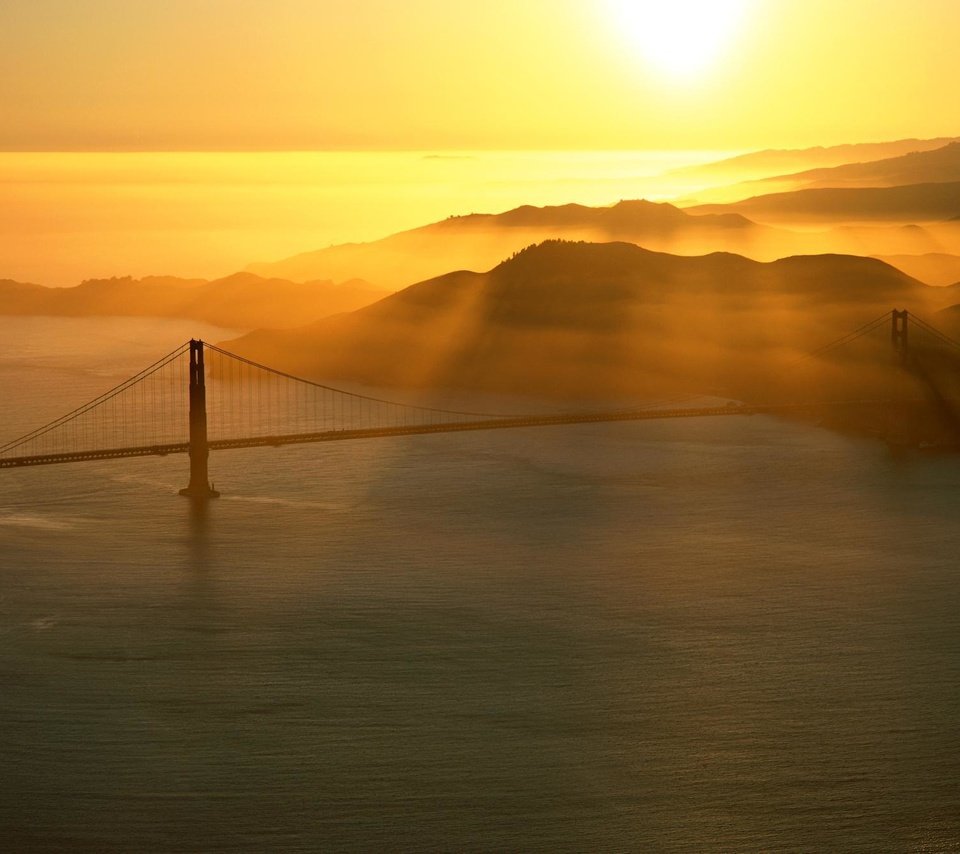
[2,318,960,851]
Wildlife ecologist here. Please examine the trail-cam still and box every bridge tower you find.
[179,340,220,499]
[891,309,909,364]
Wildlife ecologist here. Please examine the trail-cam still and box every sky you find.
[3,0,959,152]
[2,0,958,284]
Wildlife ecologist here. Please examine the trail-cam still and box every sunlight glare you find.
[610,0,753,80]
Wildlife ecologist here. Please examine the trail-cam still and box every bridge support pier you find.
[179,339,220,499]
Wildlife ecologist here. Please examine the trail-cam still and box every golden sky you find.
[3,0,958,152]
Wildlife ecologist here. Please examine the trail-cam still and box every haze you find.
[4,0,960,284]
[6,2,960,851]
[5,0,960,151]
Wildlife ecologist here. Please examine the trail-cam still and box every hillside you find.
[245,199,788,289]
[689,181,960,225]
[667,137,958,184]
[735,140,960,196]
[872,253,960,287]
[225,241,936,400]
[0,272,386,329]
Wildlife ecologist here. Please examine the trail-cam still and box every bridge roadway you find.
[0,398,929,469]
[0,403,760,468]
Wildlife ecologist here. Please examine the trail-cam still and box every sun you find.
[610,0,753,80]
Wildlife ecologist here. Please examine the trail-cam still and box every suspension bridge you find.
[2,309,960,497]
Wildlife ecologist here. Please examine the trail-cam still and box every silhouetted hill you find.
[426,200,754,232]
[736,141,960,195]
[669,138,958,184]
[0,273,386,328]
[245,200,781,289]
[0,278,47,296]
[225,241,936,400]
[689,181,960,224]
[872,253,960,287]
[933,301,960,340]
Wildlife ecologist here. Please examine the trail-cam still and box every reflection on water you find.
[2,318,960,851]
[186,495,211,571]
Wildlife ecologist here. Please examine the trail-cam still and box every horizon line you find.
[0,135,955,156]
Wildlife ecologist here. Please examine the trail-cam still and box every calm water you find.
[2,318,960,851]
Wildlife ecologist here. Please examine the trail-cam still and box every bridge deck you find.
[0,405,757,468]
[2,397,931,470]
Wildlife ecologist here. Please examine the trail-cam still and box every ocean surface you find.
[2,317,960,851]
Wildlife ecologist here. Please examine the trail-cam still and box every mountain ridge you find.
[732,141,960,195]
[688,181,960,224]
[245,199,776,288]
[0,272,386,329]
[668,137,959,183]
[225,240,936,399]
